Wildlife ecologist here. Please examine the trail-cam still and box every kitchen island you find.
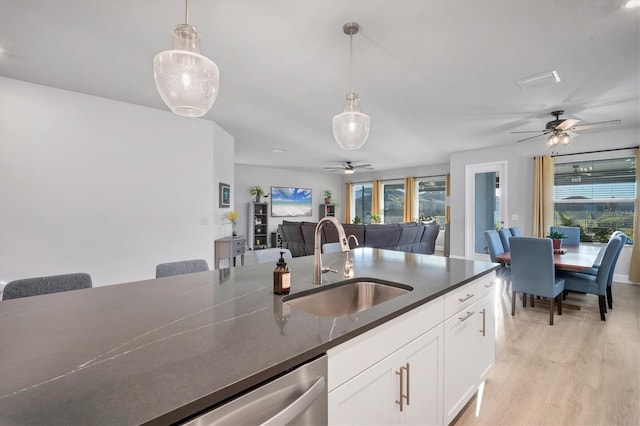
[0,248,498,425]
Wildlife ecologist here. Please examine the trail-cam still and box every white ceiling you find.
[1,0,638,173]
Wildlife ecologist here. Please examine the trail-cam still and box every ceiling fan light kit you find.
[153,0,219,118]
[333,22,371,150]
[512,109,621,148]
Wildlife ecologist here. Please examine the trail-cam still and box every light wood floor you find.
[453,281,640,426]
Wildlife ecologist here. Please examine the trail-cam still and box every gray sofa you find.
[279,221,441,257]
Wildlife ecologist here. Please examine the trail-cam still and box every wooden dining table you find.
[496,244,603,310]
[496,244,602,271]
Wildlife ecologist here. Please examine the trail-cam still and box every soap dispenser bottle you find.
[273,251,291,295]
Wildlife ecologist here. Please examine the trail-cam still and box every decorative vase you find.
[231,221,237,237]
[552,238,562,250]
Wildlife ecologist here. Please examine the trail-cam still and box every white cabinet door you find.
[394,324,444,425]
[329,325,444,426]
[443,306,478,424]
[328,357,397,425]
[475,292,495,383]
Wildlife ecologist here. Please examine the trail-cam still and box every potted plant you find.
[249,185,264,203]
[224,210,239,236]
[352,216,362,225]
[547,230,567,250]
[324,190,333,204]
[368,212,382,224]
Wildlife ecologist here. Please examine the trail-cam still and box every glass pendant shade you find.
[154,24,219,118]
[333,93,370,150]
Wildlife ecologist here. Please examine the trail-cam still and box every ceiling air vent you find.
[516,70,561,90]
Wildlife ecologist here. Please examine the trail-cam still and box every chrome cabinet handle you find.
[395,363,410,412]
[458,294,474,303]
[458,311,474,322]
[405,363,411,407]
[261,376,325,426]
[480,308,486,336]
[484,281,495,288]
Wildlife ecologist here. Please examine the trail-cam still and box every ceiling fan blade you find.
[510,130,547,134]
[516,133,547,143]
[352,163,373,169]
[555,118,580,131]
[567,120,621,132]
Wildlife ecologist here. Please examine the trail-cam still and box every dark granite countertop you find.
[0,248,498,425]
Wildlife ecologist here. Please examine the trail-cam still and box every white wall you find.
[0,77,234,287]
[234,164,344,244]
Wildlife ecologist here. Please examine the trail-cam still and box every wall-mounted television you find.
[271,186,313,217]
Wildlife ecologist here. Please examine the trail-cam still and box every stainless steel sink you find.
[283,279,412,318]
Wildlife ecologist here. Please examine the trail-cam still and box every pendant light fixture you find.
[153,0,219,118]
[333,22,370,150]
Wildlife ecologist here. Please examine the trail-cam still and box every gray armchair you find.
[510,237,565,325]
[155,259,209,278]
[2,273,93,300]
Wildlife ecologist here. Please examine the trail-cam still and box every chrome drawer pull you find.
[484,281,495,288]
[458,311,474,322]
[458,294,474,303]
[480,308,486,336]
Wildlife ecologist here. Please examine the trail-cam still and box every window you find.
[382,180,405,223]
[553,154,636,242]
[415,176,446,227]
[352,183,372,224]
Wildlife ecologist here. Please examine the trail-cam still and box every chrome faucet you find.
[313,217,351,285]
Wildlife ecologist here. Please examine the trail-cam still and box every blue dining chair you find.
[498,228,512,251]
[557,235,623,321]
[550,226,580,246]
[510,237,565,325]
[580,231,627,310]
[509,227,522,237]
[484,230,511,288]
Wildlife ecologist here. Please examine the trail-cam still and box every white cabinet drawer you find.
[476,273,499,299]
[444,281,478,319]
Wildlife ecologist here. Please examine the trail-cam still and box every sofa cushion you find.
[364,224,402,249]
[416,224,440,254]
[280,221,307,257]
[300,222,318,256]
[396,223,423,252]
[342,224,365,248]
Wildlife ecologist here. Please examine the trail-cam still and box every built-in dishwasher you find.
[182,354,327,425]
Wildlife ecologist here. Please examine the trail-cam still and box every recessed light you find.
[625,0,640,8]
[271,148,287,153]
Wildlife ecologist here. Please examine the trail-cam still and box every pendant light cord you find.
[348,32,353,94]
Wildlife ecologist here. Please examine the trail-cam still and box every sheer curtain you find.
[533,155,555,237]
[403,177,415,222]
[344,182,352,224]
[629,148,640,282]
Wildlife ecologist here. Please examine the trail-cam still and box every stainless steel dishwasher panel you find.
[183,355,327,426]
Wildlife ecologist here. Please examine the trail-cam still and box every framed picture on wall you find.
[219,182,230,208]
[270,186,312,217]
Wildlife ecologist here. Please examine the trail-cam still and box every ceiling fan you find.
[511,110,621,144]
[323,160,373,174]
